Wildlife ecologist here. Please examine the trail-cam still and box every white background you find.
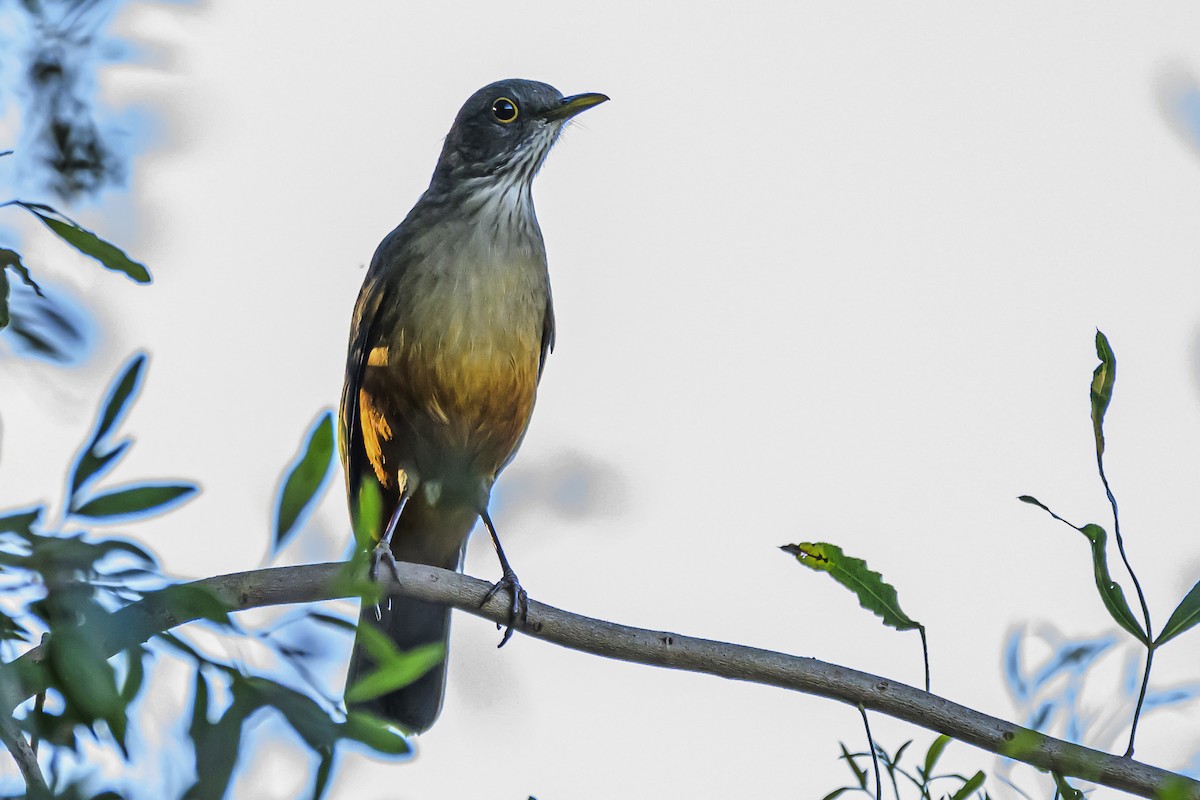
[2,2,1200,798]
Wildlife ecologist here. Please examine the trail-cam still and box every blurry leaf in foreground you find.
[273,410,336,552]
[150,584,233,628]
[345,624,443,705]
[0,506,42,535]
[342,711,410,756]
[1,280,89,364]
[47,622,128,753]
[72,483,198,522]
[17,202,151,283]
[0,610,30,642]
[68,352,146,502]
[0,247,44,296]
[188,670,253,800]
[352,479,382,552]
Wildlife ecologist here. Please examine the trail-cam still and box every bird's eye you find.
[491,97,519,123]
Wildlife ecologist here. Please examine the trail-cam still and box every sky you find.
[2,2,1200,798]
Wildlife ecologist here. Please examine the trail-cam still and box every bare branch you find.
[0,561,1195,800]
[0,710,48,798]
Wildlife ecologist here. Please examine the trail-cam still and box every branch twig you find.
[0,561,1195,799]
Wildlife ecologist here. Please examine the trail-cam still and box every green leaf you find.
[1020,496,1148,644]
[1077,524,1148,644]
[922,734,952,778]
[0,610,30,642]
[0,247,43,296]
[342,711,411,755]
[273,411,336,551]
[20,204,151,284]
[838,742,868,790]
[1090,330,1116,458]
[247,677,338,751]
[781,542,921,632]
[1155,578,1200,647]
[95,354,146,447]
[345,637,444,704]
[73,482,198,520]
[187,673,255,800]
[306,612,358,632]
[188,669,210,737]
[157,631,207,663]
[70,442,131,504]
[47,624,128,751]
[1051,771,1083,800]
[68,353,146,502]
[1156,776,1200,800]
[353,478,383,551]
[120,647,147,703]
[92,537,157,568]
[0,506,42,536]
[820,789,852,800]
[312,748,335,800]
[949,771,986,800]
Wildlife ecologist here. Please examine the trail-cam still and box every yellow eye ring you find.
[491,97,519,123]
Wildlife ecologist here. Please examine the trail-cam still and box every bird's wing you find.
[339,272,388,514]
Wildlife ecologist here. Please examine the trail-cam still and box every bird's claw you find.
[368,542,402,621]
[480,569,528,648]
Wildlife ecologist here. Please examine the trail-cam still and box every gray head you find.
[430,79,608,191]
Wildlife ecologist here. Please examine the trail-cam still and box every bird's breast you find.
[361,245,548,482]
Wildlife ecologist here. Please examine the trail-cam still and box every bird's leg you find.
[478,509,528,647]
[369,490,410,619]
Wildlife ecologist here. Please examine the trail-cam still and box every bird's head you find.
[431,79,608,190]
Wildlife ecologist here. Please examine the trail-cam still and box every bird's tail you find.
[346,495,475,734]
[347,590,453,733]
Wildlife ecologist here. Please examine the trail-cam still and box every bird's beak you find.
[542,92,610,122]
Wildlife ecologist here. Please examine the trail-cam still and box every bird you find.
[339,79,607,733]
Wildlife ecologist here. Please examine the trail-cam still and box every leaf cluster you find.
[0,349,421,798]
[825,735,991,800]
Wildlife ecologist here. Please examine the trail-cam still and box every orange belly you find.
[357,327,540,490]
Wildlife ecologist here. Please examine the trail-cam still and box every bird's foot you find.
[480,567,528,648]
[368,542,402,621]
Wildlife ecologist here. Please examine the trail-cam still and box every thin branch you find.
[0,561,1195,800]
[0,711,48,798]
[1097,453,1155,759]
[858,703,882,800]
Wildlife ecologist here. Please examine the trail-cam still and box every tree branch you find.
[0,561,1195,799]
[0,710,48,798]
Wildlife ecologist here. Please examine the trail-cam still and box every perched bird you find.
[339,79,607,733]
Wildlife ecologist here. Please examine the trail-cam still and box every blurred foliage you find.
[0,349,419,798]
[0,151,146,364]
[5,0,130,202]
[1000,626,1200,789]
[273,411,336,553]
